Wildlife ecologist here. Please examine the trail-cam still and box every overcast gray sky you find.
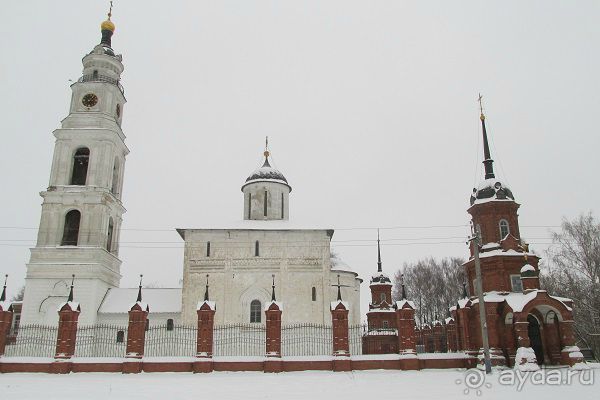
[1,1,599,315]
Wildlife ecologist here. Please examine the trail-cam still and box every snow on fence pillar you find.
[445,316,457,352]
[395,299,416,354]
[331,300,351,372]
[513,314,539,371]
[0,277,13,357]
[51,276,80,373]
[123,282,149,374]
[194,290,216,373]
[558,319,586,367]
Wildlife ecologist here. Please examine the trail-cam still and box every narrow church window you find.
[281,193,284,219]
[116,330,124,343]
[380,292,386,303]
[255,240,260,257]
[92,70,98,79]
[111,159,119,195]
[250,300,262,323]
[312,287,316,301]
[510,274,523,292]
[107,217,114,253]
[264,190,268,217]
[71,147,90,185]
[248,193,252,219]
[206,241,211,257]
[499,219,510,239]
[166,319,174,331]
[61,210,81,246]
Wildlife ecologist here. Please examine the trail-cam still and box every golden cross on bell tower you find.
[478,93,485,120]
[108,1,113,20]
[264,136,270,158]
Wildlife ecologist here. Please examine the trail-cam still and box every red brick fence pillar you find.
[264,301,283,373]
[0,279,14,357]
[123,297,149,374]
[194,276,216,373]
[559,319,585,367]
[331,300,351,371]
[513,314,539,371]
[395,298,418,370]
[50,278,80,374]
[445,317,457,352]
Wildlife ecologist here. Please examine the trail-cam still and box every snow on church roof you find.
[98,288,181,314]
[177,220,335,237]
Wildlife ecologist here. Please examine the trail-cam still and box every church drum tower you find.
[21,12,128,326]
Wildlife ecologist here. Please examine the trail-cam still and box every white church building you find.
[19,16,362,328]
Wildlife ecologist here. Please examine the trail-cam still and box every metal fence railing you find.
[213,323,265,357]
[4,324,58,358]
[349,324,366,355]
[145,324,197,357]
[281,323,332,356]
[74,324,128,358]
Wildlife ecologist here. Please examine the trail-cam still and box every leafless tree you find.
[11,285,25,302]
[540,212,600,358]
[393,257,465,326]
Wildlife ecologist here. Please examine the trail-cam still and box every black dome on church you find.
[470,179,515,206]
[245,158,289,184]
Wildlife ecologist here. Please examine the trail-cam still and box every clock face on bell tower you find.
[82,93,98,107]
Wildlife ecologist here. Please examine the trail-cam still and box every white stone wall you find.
[180,229,361,325]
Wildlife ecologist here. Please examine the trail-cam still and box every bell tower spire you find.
[21,9,129,326]
[478,94,495,180]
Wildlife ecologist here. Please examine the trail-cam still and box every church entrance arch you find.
[527,314,544,365]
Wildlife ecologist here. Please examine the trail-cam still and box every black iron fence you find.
[145,324,197,357]
[74,324,128,358]
[213,323,265,356]
[78,74,125,95]
[4,324,58,358]
[281,323,332,356]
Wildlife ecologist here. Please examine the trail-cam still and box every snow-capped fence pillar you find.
[264,301,283,372]
[445,317,457,352]
[0,301,13,357]
[123,301,149,374]
[559,320,585,367]
[395,299,416,354]
[456,305,472,352]
[194,300,216,373]
[433,321,444,352]
[331,300,351,371]
[50,301,80,373]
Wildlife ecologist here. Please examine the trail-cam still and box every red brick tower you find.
[363,231,398,354]
[456,98,583,369]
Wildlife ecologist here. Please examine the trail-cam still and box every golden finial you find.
[478,93,485,121]
[101,1,116,32]
[263,136,270,158]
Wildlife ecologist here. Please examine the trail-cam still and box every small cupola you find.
[242,138,291,220]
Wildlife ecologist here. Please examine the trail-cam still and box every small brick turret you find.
[0,276,14,357]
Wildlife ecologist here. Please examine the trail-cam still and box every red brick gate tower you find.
[456,99,584,369]
[363,231,398,354]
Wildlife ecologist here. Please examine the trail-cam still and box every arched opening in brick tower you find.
[527,314,545,365]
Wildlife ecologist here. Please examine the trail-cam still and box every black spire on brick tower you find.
[204,274,210,302]
[67,274,75,302]
[136,274,143,302]
[401,275,407,300]
[377,229,382,273]
[0,275,7,302]
[478,94,495,180]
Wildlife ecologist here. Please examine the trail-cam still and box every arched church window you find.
[166,319,174,331]
[312,287,316,301]
[382,320,389,329]
[255,240,260,257]
[250,300,262,323]
[92,70,98,79]
[71,147,90,185]
[61,210,81,246]
[206,241,211,257]
[499,220,510,239]
[106,217,114,253]
[380,292,386,303]
[111,159,119,195]
[116,330,124,343]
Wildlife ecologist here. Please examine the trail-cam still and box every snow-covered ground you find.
[0,366,598,400]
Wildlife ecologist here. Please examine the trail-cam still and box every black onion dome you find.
[242,157,291,191]
[370,273,391,285]
[470,178,515,206]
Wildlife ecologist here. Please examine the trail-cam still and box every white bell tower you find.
[21,10,129,326]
